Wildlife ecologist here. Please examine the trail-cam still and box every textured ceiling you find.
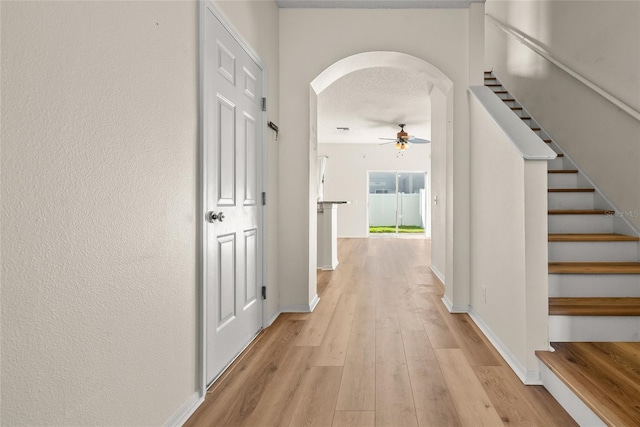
[277,0,482,9]
[318,67,431,144]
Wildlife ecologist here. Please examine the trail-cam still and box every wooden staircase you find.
[485,71,640,425]
[536,342,640,426]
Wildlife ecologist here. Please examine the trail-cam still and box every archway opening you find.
[308,51,454,300]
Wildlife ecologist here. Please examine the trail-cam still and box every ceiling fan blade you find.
[378,138,396,141]
[408,137,430,144]
[379,141,397,146]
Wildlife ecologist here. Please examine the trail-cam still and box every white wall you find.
[469,92,549,382]
[1,1,199,424]
[430,88,447,281]
[318,143,431,237]
[214,0,280,324]
[485,0,640,231]
[280,7,478,310]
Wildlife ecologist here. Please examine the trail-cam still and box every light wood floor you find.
[186,238,577,427]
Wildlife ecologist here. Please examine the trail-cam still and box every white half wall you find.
[469,89,550,382]
[1,1,199,424]
[318,143,431,237]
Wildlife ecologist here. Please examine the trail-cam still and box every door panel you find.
[244,229,258,308]
[205,8,263,385]
[217,41,235,84]
[217,233,236,329]
[243,67,257,101]
[244,114,257,205]
[217,96,236,206]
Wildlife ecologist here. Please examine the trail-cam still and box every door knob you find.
[207,211,225,223]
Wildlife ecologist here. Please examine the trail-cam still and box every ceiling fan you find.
[379,123,430,151]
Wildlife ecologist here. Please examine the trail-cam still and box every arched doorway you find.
[308,51,454,304]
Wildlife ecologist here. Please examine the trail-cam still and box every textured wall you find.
[1,1,199,424]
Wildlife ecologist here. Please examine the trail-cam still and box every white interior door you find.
[205,8,263,385]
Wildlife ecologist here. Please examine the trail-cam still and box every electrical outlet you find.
[482,286,487,303]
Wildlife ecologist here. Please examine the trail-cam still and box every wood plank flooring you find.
[185,238,577,427]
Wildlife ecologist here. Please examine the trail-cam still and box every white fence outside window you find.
[369,191,425,227]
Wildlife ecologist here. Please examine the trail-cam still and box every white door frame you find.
[198,0,269,398]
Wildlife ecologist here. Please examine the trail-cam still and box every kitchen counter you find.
[317,201,350,270]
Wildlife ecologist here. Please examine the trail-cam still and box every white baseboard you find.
[309,294,320,311]
[468,309,541,385]
[280,295,320,314]
[266,310,281,327]
[318,261,338,271]
[538,361,603,426]
[430,264,445,285]
[163,391,203,427]
[441,295,470,313]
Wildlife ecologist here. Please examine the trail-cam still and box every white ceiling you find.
[318,67,432,144]
[277,0,483,9]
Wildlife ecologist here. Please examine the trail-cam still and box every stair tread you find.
[548,188,594,192]
[544,139,552,143]
[548,169,578,174]
[556,153,564,157]
[531,127,541,131]
[549,261,640,274]
[511,106,523,110]
[549,297,640,315]
[494,90,508,94]
[549,233,639,242]
[502,98,515,102]
[548,209,613,215]
[486,84,502,87]
[536,342,640,426]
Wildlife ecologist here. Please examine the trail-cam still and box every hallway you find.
[186,238,576,426]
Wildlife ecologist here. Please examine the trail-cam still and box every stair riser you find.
[547,157,565,170]
[548,215,614,234]
[549,274,640,297]
[537,362,606,427]
[549,316,640,341]
[548,174,578,188]
[548,193,595,210]
[548,241,639,262]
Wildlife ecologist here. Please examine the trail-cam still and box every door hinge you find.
[262,192,266,206]
[262,97,267,112]
[261,285,267,300]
